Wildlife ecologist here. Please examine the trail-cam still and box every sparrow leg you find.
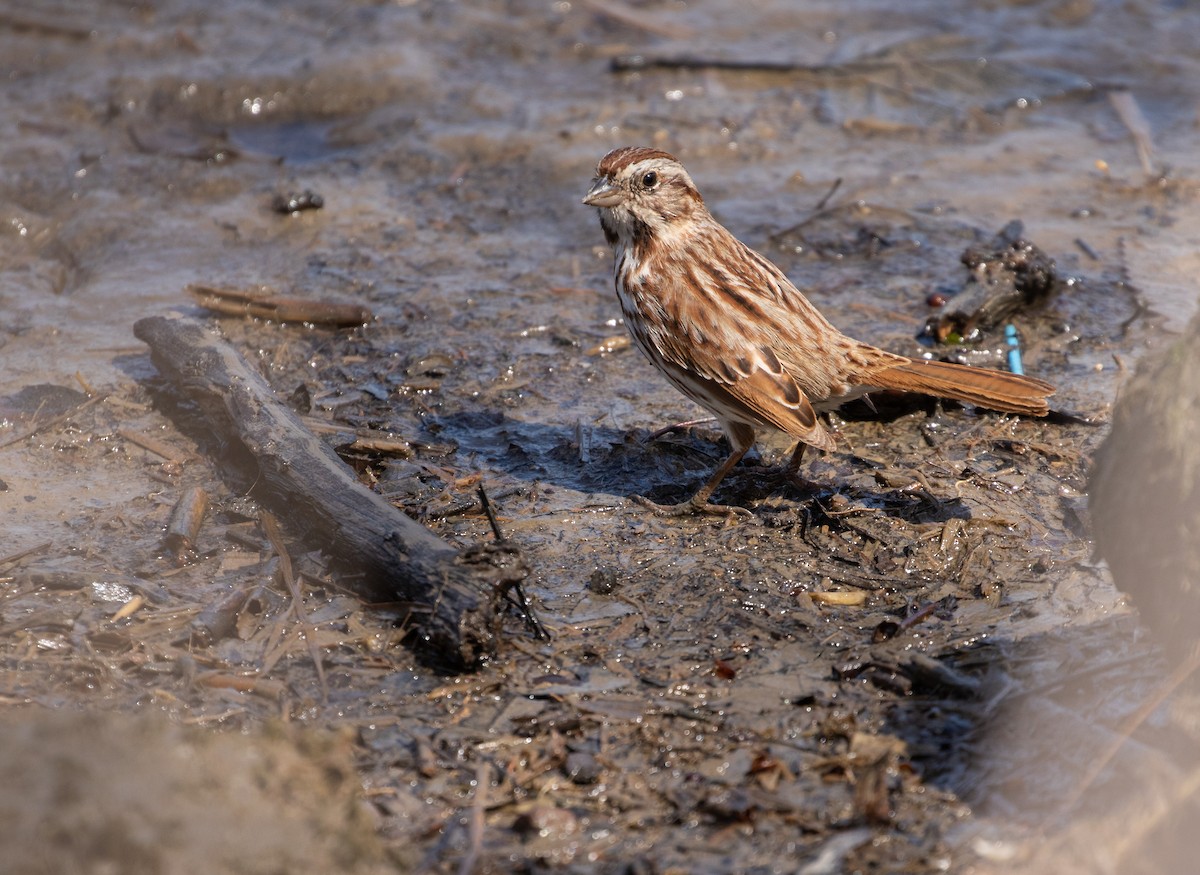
[634,422,754,517]
[779,440,824,493]
[784,441,807,476]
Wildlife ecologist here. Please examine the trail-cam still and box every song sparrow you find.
[583,146,1054,516]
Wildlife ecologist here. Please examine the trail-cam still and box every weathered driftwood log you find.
[135,313,521,669]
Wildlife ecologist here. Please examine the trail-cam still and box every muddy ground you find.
[3,1,1200,873]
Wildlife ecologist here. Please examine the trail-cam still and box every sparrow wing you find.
[642,240,839,451]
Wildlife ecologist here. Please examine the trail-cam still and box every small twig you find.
[813,177,843,212]
[0,393,107,449]
[502,579,550,641]
[646,417,718,442]
[0,9,93,38]
[261,512,328,700]
[611,54,823,74]
[897,600,941,632]
[1115,291,1151,339]
[118,427,188,463]
[74,370,96,396]
[1074,238,1100,261]
[477,484,505,542]
[187,283,373,327]
[0,542,52,568]
[477,484,550,641]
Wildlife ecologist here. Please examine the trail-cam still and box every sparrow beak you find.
[582,176,623,208]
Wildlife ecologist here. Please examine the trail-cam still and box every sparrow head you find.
[583,146,704,241]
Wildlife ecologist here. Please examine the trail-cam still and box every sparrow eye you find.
[642,171,658,188]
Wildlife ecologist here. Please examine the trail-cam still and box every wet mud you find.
[3,1,1200,872]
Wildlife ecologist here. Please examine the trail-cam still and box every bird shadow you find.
[423,405,973,525]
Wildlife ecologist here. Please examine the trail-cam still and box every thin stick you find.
[477,484,505,542]
[0,393,107,449]
[0,542,51,568]
[477,484,550,641]
[187,284,373,327]
[813,177,843,212]
[118,427,187,462]
[261,512,328,701]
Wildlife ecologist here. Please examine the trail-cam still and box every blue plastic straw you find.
[1005,324,1025,375]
